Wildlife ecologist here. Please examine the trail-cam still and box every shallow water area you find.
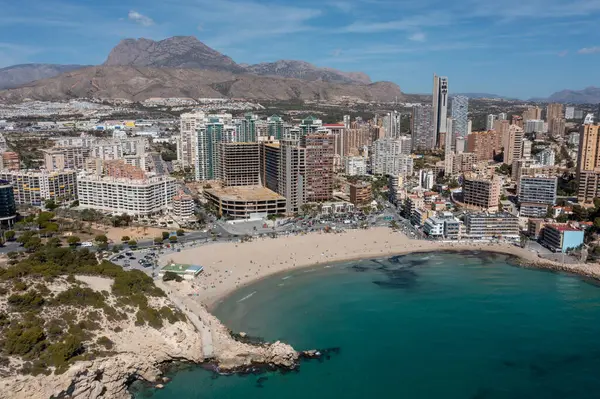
[136,252,600,398]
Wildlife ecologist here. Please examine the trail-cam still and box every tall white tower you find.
[432,74,449,148]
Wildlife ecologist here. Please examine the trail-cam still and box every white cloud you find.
[578,46,600,54]
[339,12,450,33]
[409,32,426,42]
[128,10,154,27]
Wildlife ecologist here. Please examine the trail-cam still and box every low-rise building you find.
[204,185,286,219]
[411,208,435,227]
[464,212,520,240]
[349,182,372,205]
[77,174,176,216]
[423,213,462,239]
[159,263,204,280]
[527,218,548,239]
[541,224,584,253]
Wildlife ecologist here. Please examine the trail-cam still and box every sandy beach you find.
[162,228,600,308]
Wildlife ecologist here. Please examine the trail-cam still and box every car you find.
[126,252,134,256]
[81,242,93,247]
[129,256,136,260]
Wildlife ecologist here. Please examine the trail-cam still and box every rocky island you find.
[0,243,298,399]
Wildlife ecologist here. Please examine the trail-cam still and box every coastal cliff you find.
[0,247,298,399]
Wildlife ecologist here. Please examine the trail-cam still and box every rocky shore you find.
[0,280,300,399]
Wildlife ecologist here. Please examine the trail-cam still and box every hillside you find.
[0,64,85,90]
[0,66,403,103]
[545,87,600,104]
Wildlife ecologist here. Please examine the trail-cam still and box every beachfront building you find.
[260,142,280,193]
[462,173,502,211]
[0,170,77,206]
[464,212,520,240]
[540,224,584,253]
[301,134,335,202]
[159,263,204,280]
[219,142,261,187]
[77,174,177,216]
[423,213,462,240]
[204,185,286,220]
[518,175,557,218]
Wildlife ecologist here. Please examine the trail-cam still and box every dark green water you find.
[136,251,600,399]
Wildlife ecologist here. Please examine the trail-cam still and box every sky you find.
[1,0,600,99]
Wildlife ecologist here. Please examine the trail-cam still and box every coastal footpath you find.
[164,227,600,307]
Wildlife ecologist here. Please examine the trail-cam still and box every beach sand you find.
[162,228,600,308]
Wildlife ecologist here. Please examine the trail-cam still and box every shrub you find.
[3,323,46,356]
[162,271,183,282]
[121,236,130,242]
[67,236,81,246]
[176,229,185,236]
[161,231,170,240]
[127,240,137,247]
[7,291,45,312]
[4,231,15,241]
[96,336,113,350]
[12,279,28,291]
[53,287,105,308]
[169,236,178,243]
[95,235,108,244]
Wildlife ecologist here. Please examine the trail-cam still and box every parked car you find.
[81,242,93,247]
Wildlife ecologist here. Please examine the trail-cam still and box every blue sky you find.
[1,0,600,98]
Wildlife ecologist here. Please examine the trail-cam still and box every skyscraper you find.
[576,125,600,203]
[411,104,435,151]
[432,74,449,148]
[300,134,335,202]
[279,140,306,214]
[502,124,525,165]
[522,106,542,122]
[451,95,469,147]
[178,111,206,169]
[486,114,497,131]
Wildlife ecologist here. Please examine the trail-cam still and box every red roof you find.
[547,224,581,232]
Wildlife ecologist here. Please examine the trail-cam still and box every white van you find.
[81,242,93,247]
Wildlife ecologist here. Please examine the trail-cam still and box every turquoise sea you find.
[135,251,600,399]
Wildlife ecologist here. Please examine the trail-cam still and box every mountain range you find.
[0,36,396,103]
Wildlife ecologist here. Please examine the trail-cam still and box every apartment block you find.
[301,134,334,202]
[260,142,280,193]
[466,130,503,161]
[1,152,20,171]
[541,224,584,253]
[204,185,286,220]
[345,156,367,176]
[463,173,502,211]
[576,124,600,203]
[502,125,525,165]
[172,193,195,220]
[464,212,520,240]
[0,170,77,206]
[43,146,91,171]
[219,142,261,187]
[371,138,414,176]
[77,174,176,216]
[349,183,372,205]
[452,152,477,174]
[279,140,306,214]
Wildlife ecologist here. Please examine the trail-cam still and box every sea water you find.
[135,251,600,398]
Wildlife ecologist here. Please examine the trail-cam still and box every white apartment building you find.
[172,193,195,220]
[0,170,77,206]
[345,156,367,176]
[178,111,207,169]
[371,138,414,176]
[77,174,177,216]
[525,119,545,134]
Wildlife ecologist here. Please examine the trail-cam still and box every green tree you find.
[67,236,81,246]
[161,231,170,240]
[44,199,59,211]
[4,230,15,241]
[127,240,137,247]
[121,236,130,242]
[154,237,163,245]
[556,214,569,223]
[94,235,108,244]
[176,229,185,236]
[169,235,178,243]
[24,237,42,252]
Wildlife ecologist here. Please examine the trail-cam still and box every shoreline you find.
[162,227,600,310]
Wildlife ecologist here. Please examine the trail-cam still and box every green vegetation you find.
[121,236,130,242]
[67,236,81,246]
[0,244,178,376]
[162,231,170,240]
[154,237,163,245]
[176,229,185,236]
[127,240,137,247]
[95,235,108,244]
[162,271,183,282]
[169,236,178,243]
[4,231,15,241]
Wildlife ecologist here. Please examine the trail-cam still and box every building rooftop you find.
[206,185,285,202]
[547,224,582,232]
[161,263,204,274]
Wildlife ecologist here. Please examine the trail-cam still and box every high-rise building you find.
[237,113,259,142]
[518,176,557,217]
[466,130,503,161]
[279,140,306,214]
[371,138,414,177]
[452,152,477,174]
[432,74,449,148]
[565,107,575,120]
[576,124,600,203]
[486,114,497,131]
[260,142,280,193]
[444,117,454,176]
[522,139,532,159]
[77,174,176,216]
[301,134,334,202]
[550,117,566,137]
[43,146,91,171]
[525,120,545,134]
[498,113,507,121]
[411,104,435,151]
[522,106,542,121]
[0,180,16,226]
[502,125,525,165]
[464,212,520,240]
[299,116,323,136]
[267,115,285,140]
[345,156,367,176]
[451,95,469,145]
[195,119,237,181]
[178,111,206,169]
[535,148,556,166]
[463,173,502,211]
[546,103,564,123]
[0,170,77,206]
[219,143,261,187]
